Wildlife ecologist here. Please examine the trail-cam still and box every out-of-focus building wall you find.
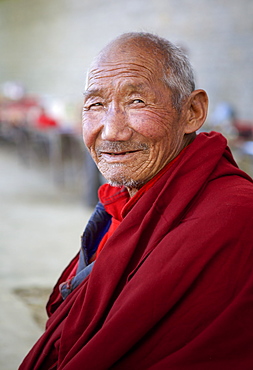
[0,0,252,121]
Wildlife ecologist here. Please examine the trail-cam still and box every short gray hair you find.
[112,32,195,111]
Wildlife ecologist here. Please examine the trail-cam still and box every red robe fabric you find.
[20,132,253,369]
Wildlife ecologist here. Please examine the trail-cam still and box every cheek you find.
[129,111,172,140]
[82,124,93,148]
[82,115,100,149]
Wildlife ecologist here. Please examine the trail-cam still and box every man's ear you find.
[184,89,208,134]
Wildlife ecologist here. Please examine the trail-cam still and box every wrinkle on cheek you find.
[150,106,178,122]
[130,109,175,138]
[82,123,95,149]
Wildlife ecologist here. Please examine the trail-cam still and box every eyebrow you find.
[123,83,147,94]
[83,89,102,99]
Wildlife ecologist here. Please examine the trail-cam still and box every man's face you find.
[82,42,188,194]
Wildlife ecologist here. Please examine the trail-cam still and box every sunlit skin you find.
[82,39,208,197]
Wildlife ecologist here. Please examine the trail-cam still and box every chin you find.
[99,164,147,189]
[106,176,144,190]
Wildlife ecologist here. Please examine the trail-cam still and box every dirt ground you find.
[14,287,52,330]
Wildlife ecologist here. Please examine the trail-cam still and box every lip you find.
[99,150,141,162]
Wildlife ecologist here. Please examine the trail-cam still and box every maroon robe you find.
[20,132,253,369]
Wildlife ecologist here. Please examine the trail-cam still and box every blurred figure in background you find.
[35,106,59,130]
[210,101,237,137]
[210,101,253,141]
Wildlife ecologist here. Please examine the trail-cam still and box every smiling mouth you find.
[103,150,140,156]
[96,142,149,158]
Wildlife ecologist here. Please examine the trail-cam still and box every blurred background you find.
[0,0,253,368]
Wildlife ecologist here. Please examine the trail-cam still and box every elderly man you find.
[20,32,253,369]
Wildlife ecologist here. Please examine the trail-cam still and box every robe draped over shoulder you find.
[19,132,253,370]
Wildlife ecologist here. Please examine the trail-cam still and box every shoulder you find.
[185,174,253,235]
[203,174,253,208]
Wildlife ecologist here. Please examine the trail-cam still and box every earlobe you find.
[184,89,209,134]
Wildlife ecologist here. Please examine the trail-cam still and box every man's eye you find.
[90,102,103,108]
[83,101,103,111]
[132,99,145,104]
[83,102,103,111]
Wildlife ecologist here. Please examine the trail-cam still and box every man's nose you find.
[101,107,133,141]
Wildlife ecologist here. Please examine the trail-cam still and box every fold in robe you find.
[20,132,253,370]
